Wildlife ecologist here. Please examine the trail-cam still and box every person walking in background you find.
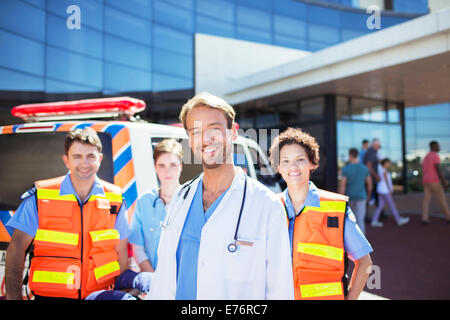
[371,158,410,227]
[421,141,450,225]
[359,140,369,164]
[339,148,372,235]
[129,139,183,272]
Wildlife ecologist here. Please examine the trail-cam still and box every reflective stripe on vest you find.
[90,229,120,242]
[37,189,77,202]
[89,193,123,203]
[298,243,344,262]
[94,261,120,281]
[302,201,346,214]
[35,229,79,246]
[37,189,122,203]
[300,282,343,299]
[32,270,75,285]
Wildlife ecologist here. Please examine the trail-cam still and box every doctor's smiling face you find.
[186,105,237,169]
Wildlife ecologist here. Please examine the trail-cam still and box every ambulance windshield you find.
[0,132,114,210]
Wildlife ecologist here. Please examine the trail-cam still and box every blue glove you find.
[114,269,139,290]
[86,290,137,300]
[114,269,152,293]
[132,272,153,293]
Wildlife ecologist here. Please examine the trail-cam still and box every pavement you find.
[356,192,450,300]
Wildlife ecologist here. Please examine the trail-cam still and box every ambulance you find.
[0,96,281,299]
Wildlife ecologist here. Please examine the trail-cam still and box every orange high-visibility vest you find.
[279,189,349,300]
[29,176,123,299]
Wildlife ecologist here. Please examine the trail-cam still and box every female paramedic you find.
[129,139,183,272]
[269,127,373,300]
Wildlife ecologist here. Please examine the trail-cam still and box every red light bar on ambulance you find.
[11,96,146,121]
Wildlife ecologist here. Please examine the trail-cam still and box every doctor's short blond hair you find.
[179,92,236,130]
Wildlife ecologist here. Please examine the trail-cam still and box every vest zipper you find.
[78,201,84,300]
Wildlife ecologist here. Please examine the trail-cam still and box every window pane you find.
[46,79,99,93]
[196,0,234,23]
[237,6,271,31]
[154,0,194,32]
[105,0,152,20]
[308,24,340,44]
[153,73,193,92]
[0,30,44,76]
[307,5,340,27]
[104,34,151,71]
[105,6,151,46]
[351,98,386,122]
[47,14,102,58]
[196,16,234,38]
[153,25,193,56]
[104,63,152,92]
[273,0,306,20]
[387,103,400,123]
[300,98,324,121]
[236,0,272,11]
[0,0,45,41]
[153,49,193,79]
[274,15,306,39]
[278,102,298,125]
[46,47,102,88]
[237,26,271,44]
[0,67,43,91]
[336,96,351,120]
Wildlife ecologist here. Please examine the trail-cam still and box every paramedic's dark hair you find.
[64,127,102,155]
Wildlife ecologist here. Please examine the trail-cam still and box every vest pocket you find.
[86,250,120,291]
[29,256,81,299]
[40,201,75,230]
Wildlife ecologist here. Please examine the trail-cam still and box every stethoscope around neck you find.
[161,173,249,254]
[227,175,247,253]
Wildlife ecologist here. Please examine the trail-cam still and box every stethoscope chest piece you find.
[227,243,238,253]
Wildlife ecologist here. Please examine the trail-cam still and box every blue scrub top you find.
[6,173,131,239]
[283,181,373,261]
[175,177,229,300]
[129,189,167,269]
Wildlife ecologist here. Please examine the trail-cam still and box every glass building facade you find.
[2,0,444,192]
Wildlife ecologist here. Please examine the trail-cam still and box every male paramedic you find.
[5,127,131,300]
[145,92,294,300]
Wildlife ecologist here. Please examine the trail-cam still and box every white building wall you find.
[194,33,310,99]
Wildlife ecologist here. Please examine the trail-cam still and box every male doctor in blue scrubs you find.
[145,92,294,300]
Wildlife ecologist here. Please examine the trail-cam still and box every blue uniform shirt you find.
[129,189,167,269]
[6,173,131,239]
[282,181,372,261]
[175,177,229,300]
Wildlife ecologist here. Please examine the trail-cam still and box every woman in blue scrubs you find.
[269,128,373,300]
[129,139,183,272]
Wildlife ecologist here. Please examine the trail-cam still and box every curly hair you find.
[269,127,320,172]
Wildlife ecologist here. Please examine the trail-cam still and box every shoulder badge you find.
[21,186,37,200]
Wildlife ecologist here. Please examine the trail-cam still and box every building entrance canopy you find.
[224,8,450,110]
